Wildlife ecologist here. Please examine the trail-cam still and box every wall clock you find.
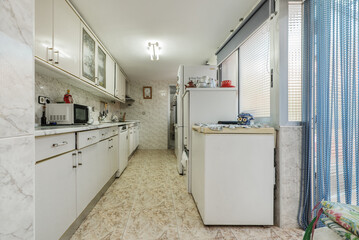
[143,86,152,99]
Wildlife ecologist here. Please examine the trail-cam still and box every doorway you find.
[168,85,176,149]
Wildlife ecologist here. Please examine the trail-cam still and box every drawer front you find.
[109,127,118,137]
[99,128,111,140]
[77,130,100,149]
[100,127,118,140]
[35,133,76,162]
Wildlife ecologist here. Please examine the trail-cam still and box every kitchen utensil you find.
[186,80,196,88]
[197,82,209,88]
[208,78,216,88]
[221,80,235,88]
[221,80,232,86]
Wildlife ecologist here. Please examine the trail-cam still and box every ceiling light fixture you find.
[147,42,161,61]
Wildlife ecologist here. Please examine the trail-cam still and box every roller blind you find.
[288,2,302,122]
[216,0,270,64]
[239,21,270,118]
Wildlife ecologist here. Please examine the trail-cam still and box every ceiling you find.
[70,0,259,82]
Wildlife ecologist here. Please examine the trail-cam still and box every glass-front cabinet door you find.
[81,27,96,82]
[97,46,106,88]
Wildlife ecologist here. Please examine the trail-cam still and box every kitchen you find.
[1,0,338,239]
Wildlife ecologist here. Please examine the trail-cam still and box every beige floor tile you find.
[123,208,179,240]
[71,150,303,240]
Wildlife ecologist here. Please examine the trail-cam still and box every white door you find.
[136,126,140,148]
[76,144,98,216]
[174,125,178,158]
[53,0,80,76]
[118,131,128,175]
[35,0,53,62]
[106,56,115,95]
[132,127,137,152]
[96,44,107,89]
[183,92,189,147]
[120,71,126,101]
[115,64,121,98]
[110,135,119,176]
[35,151,77,240]
[96,140,108,190]
[80,24,96,84]
[126,130,130,158]
[128,128,134,157]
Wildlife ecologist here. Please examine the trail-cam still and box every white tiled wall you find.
[35,72,122,124]
[0,0,35,238]
[121,79,176,149]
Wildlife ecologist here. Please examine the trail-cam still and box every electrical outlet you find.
[38,96,50,105]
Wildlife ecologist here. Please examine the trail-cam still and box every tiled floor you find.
[71,150,303,240]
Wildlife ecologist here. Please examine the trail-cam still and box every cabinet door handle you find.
[47,47,54,62]
[78,151,82,166]
[54,50,59,64]
[72,153,77,168]
[52,141,68,147]
[87,136,96,141]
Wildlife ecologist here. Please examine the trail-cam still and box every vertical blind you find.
[298,0,359,229]
[288,2,302,122]
[221,50,238,87]
[239,21,271,118]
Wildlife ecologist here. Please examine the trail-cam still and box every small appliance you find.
[46,103,89,125]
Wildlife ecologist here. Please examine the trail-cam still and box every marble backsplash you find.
[35,72,122,125]
[121,79,176,149]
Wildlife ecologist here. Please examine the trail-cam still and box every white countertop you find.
[35,120,140,137]
[192,125,276,134]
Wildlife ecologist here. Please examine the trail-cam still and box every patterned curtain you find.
[298,0,359,229]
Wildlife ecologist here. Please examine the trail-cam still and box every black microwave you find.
[46,103,89,124]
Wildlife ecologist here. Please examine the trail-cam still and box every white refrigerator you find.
[176,65,217,175]
[183,88,238,192]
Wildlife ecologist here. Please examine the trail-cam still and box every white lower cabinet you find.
[35,151,77,240]
[76,143,98,216]
[36,128,121,239]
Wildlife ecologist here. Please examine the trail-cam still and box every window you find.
[221,50,238,87]
[288,2,302,122]
[239,21,270,118]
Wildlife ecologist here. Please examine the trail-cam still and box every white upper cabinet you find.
[115,64,126,102]
[35,0,80,77]
[35,0,52,62]
[81,24,115,95]
[96,44,106,89]
[106,56,115,95]
[35,0,127,100]
[80,24,96,84]
[53,0,80,76]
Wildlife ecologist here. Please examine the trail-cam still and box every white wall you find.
[0,0,35,238]
[121,79,176,149]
